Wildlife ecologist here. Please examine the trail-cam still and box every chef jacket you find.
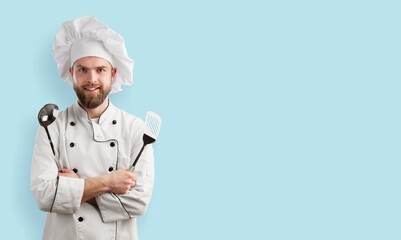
[31,101,154,240]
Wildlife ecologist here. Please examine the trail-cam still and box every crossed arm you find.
[59,168,136,202]
[32,124,154,221]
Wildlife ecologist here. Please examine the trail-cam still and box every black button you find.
[110,142,115,147]
[108,167,114,172]
[70,142,75,147]
[78,217,84,222]
[73,168,78,173]
[112,120,117,125]
[70,121,75,126]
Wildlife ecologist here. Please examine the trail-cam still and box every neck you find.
[79,98,109,119]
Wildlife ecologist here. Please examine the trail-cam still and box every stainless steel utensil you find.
[38,103,61,170]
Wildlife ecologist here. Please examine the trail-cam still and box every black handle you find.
[130,143,146,171]
[130,134,156,171]
[45,126,56,156]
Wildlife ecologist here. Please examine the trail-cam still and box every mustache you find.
[82,83,102,88]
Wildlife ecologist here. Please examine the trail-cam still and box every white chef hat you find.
[52,16,134,93]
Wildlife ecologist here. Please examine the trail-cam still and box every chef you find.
[31,16,154,240]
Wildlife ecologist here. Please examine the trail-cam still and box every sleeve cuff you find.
[52,176,84,214]
[96,193,131,223]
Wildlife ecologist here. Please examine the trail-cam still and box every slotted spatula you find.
[130,111,162,171]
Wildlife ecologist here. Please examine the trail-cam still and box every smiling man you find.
[71,57,116,115]
[31,16,154,240]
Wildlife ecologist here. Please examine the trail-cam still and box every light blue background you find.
[1,0,400,239]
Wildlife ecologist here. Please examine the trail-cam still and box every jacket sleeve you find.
[31,125,84,214]
[96,144,155,223]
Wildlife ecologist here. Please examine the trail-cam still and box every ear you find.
[69,67,73,76]
[111,68,117,82]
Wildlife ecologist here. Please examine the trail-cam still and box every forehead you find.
[72,56,112,68]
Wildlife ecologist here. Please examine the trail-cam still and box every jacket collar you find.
[72,100,117,125]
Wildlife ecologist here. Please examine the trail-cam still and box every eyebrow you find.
[75,64,109,69]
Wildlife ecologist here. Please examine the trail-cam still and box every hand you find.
[58,168,80,178]
[105,169,136,195]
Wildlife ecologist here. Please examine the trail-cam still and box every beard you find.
[73,83,112,109]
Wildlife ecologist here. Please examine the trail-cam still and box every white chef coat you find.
[31,101,154,240]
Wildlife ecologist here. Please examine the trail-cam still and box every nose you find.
[87,70,98,83]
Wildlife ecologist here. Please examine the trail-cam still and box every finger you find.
[126,172,135,180]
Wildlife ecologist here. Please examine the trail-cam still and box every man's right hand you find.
[105,169,136,195]
[82,169,136,202]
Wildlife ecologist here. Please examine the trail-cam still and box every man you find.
[31,16,154,240]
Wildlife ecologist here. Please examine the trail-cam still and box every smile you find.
[84,87,100,92]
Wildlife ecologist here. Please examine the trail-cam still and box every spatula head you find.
[144,111,162,143]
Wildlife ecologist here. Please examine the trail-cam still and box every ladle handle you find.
[44,126,62,171]
[45,127,56,156]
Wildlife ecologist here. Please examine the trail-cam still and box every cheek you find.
[72,72,88,83]
[71,73,80,84]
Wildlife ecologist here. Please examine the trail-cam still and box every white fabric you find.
[31,102,154,239]
[52,16,134,93]
[71,39,114,67]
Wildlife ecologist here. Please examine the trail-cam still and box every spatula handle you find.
[130,143,146,171]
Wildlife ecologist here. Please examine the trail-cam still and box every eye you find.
[97,68,106,73]
[78,67,87,73]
